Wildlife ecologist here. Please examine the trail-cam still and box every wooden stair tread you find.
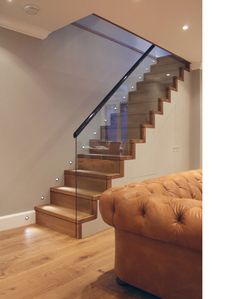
[145,69,179,76]
[65,169,121,179]
[35,205,96,223]
[78,153,133,160]
[89,138,144,143]
[50,186,100,199]
[92,138,145,143]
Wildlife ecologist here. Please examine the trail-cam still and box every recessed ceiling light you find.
[182,24,189,31]
[7,0,13,3]
[24,4,40,15]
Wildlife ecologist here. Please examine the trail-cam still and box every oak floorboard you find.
[0,225,156,299]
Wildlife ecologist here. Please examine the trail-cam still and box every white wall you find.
[190,69,202,168]
[0,24,142,216]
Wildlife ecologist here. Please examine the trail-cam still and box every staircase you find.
[35,55,190,238]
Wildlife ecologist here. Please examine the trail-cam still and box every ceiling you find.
[0,0,202,65]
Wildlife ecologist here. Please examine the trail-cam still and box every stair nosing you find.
[50,186,100,199]
[64,169,121,179]
[77,153,133,160]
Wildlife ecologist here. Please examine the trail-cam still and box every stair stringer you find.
[82,69,193,237]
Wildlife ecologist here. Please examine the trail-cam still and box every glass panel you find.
[74,46,187,229]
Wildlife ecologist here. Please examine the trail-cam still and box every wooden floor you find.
[0,225,157,299]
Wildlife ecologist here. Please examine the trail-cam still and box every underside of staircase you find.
[35,55,190,238]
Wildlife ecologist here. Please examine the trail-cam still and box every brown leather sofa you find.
[99,169,202,299]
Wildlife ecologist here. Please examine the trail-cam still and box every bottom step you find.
[36,211,80,238]
[35,205,96,238]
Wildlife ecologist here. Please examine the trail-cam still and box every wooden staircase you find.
[35,55,190,238]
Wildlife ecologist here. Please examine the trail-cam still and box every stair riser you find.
[36,211,81,238]
[101,126,124,141]
[137,83,167,94]
[129,92,161,103]
[127,101,159,113]
[50,191,93,214]
[101,126,137,141]
[89,140,130,155]
[64,173,110,192]
[110,114,126,127]
[156,56,177,65]
[150,63,182,73]
[109,112,149,126]
[101,125,142,141]
[144,71,179,83]
[128,114,149,124]
[144,77,173,85]
[127,128,142,139]
[78,157,122,174]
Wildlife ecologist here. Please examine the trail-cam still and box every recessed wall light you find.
[166,73,171,77]
[25,216,29,220]
[182,24,189,31]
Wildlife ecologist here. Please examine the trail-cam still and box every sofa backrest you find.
[142,169,202,201]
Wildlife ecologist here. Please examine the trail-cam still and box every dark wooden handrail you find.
[73,44,155,138]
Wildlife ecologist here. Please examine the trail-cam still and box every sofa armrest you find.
[100,186,202,252]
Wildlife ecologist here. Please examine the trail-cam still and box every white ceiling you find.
[0,0,202,65]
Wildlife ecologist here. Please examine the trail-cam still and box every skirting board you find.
[0,210,35,232]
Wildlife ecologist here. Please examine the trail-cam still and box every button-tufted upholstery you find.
[100,169,202,299]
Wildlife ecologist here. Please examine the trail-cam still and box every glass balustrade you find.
[73,44,188,232]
